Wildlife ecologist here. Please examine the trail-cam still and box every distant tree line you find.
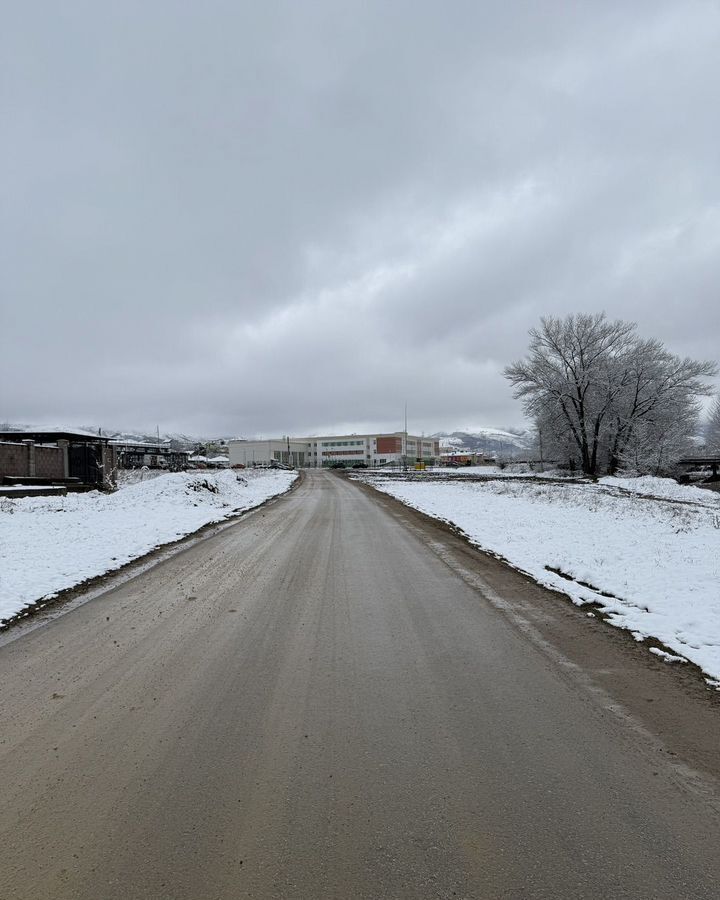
[505,313,718,477]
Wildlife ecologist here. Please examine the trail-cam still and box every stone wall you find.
[35,445,65,479]
[0,440,65,479]
[0,442,29,476]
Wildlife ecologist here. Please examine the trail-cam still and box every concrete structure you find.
[229,433,440,469]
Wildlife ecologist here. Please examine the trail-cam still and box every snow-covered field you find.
[357,473,720,682]
[0,469,296,623]
[428,465,550,477]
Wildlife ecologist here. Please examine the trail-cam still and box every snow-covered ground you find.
[116,468,170,488]
[428,465,549,477]
[371,465,547,478]
[356,472,720,682]
[0,469,296,623]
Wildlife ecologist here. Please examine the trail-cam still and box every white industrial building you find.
[229,433,440,469]
[228,439,310,469]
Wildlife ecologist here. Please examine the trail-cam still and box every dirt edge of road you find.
[0,471,304,639]
[351,474,720,784]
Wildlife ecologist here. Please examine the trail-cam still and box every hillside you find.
[433,428,534,458]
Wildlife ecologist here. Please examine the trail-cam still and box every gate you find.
[68,442,102,485]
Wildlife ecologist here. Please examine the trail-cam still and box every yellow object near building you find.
[414,462,426,471]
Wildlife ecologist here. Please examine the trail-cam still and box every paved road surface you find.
[1,471,720,899]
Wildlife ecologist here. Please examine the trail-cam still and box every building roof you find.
[110,439,189,452]
[0,429,110,443]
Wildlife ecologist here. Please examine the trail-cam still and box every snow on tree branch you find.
[505,313,717,476]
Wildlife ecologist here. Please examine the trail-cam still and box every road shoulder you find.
[353,475,720,785]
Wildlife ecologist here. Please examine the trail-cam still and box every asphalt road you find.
[1,470,720,899]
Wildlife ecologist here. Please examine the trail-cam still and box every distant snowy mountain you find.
[433,428,534,458]
[104,429,200,448]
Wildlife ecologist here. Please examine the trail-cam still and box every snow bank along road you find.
[1,471,720,899]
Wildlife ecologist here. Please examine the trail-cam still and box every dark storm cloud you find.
[2,0,719,436]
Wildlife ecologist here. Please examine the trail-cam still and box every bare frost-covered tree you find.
[533,401,582,472]
[505,313,717,477]
[505,314,635,476]
[608,337,714,474]
[706,396,720,453]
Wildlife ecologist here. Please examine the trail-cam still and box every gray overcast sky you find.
[2,1,719,437]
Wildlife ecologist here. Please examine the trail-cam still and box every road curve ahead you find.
[1,470,720,899]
